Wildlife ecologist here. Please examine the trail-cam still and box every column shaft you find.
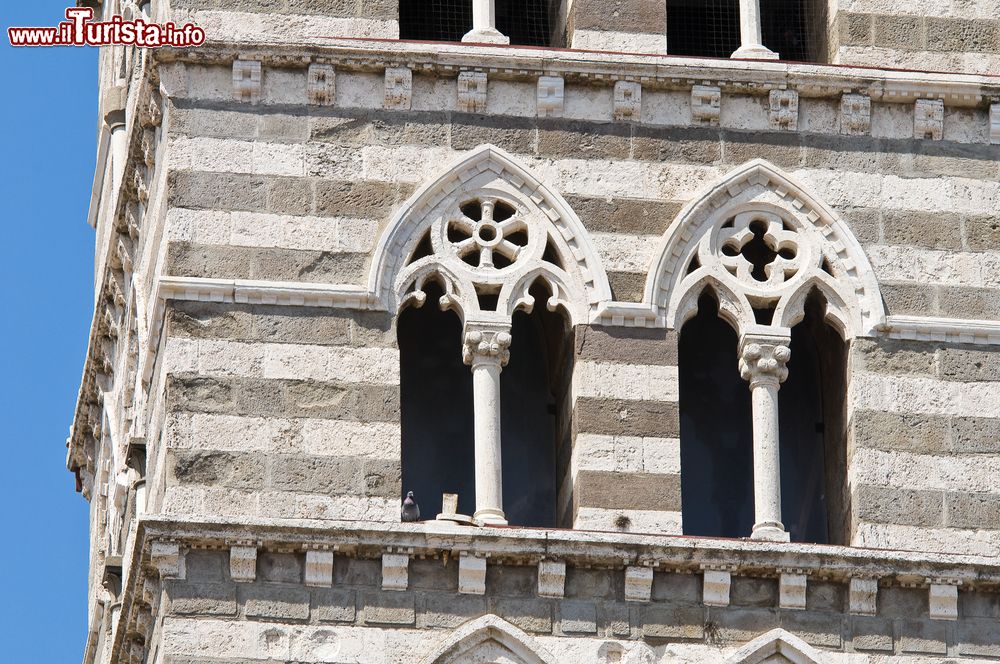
[472,360,505,524]
[750,380,783,537]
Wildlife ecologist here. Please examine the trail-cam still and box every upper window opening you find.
[666,0,740,58]
[666,0,828,61]
[399,0,554,46]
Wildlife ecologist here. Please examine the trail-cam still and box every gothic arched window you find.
[651,160,884,543]
[382,146,611,527]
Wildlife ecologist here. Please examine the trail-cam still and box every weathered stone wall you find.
[147,546,1000,662]
[830,1,1000,74]
[145,59,1000,555]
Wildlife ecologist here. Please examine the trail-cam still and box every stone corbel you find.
[305,548,335,588]
[928,578,960,621]
[778,568,808,610]
[229,543,257,582]
[848,576,878,615]
[458,552,487,595]
[702,565,735,607]
[382,551,409,592]
[150,541,183,579]
[537,560,566,598]
[624,565,653,603]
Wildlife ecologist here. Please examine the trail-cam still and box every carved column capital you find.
[739,328,792,387]
[463,327,512,367]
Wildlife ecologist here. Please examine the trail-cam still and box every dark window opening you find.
[399,0,554,46]
[778,291,847,544]
[501,281,571,527]
[679,292,754,537]
[760,0,828,62]
[399,282,476,520]
[666,0,741,58]
[666,0,828,61]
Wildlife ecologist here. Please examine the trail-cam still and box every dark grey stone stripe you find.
[166,242,368,284]
[166,374,400,422]
[575,470,681,512]
[575,324,677,366]
[574,397,679,438]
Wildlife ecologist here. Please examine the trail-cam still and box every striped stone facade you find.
[68,1,1000,663]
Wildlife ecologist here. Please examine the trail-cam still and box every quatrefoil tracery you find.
[718,211,802,288]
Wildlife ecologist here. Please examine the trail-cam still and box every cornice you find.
[153,39,1000,107]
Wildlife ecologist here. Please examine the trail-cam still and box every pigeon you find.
[401,491,420,522]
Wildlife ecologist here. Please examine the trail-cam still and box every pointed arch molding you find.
[420,614,557,664]
[644,159,885,337]
[368,144,612,325]
[726,628,827,664]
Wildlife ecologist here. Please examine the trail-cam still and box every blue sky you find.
[1,3,98,660]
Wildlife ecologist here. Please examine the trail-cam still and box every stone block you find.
[233,60,261,104]
[713,607,779,642]
[384,67,411,110]
[631,126,722,164]
[574,470,681,511]
[940,348,1000,382]
[566,568,617,600]
[419,592,487,628]
[492,598,553,634]
[537,76,564,118]
[779,573,807,611]
[574,398,680,438]
[806,581,844,613]
[702,569,731,607]
[958,618,1000,657]
[852,338,938,376]
[769,89,799,131]
[929,581,959,621]
[691,85,721,127]
[559,600,597,634]
[168,301,253,340]
[873,14,925,50]
[599,601,631,636]
[965,215,1000,252]
[451,114,536,153]
[881,282,935,316]
[168,172,268,212]
[613,81,641,122]
[641,605,704,639]
[840,94,871,136]
[563,196,679,235]
[851,615,894,652]
[607,271,647,302]
[311,588,356,623]
[722,131,802,168]
[852,410,950,455]
[185,550,227,582]
[839,13,872,45]
[938,286,1000,320]
[458,71,488,113]
[880,586,927,619]
[152,541,184,579]
[165,580,238,616]
[242,584,310,620]
[172,450,265,490]
[538,560,566,599]
[459,553,486,595]
[306,550,334,588]
[914,99,944,140]
[258,552,302,584]
[537,119,631,160]
[855,485,944,527]
[335,558,380,586]
[382,553,409,592]
[900,619,948,654]
[730,576,778,608]
[313,179,402,218]
[568,0,666,34]
[362,590,415,625]
[306,64,335,106]
[625,566,653,603]
[947,491,1000,529]
[781,610,843,647]
[991,104,1000,145]
[849,577,878,616]
[926,18,1000,53]
[650,571,700,604]
[881,209,962,251]
[229,545,257,583]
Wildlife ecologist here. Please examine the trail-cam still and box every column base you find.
[731,44,780,60]
[462,28,510,45]
[474,508,508,525]
[751,522,790,542]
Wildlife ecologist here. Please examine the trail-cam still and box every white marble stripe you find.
[574,507,683,535]
[854,522,1000,558]
[169,136,1000,214]
[573,360,679,402]
[850,371,1000,418]
[849,448,1000,493]
[572,433,681,475]
[164,337,400,384]
[166,207,380,253]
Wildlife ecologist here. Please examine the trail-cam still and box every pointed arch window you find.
[651,160,883,543]
[381,147,611,527]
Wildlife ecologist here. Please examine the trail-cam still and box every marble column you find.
[463,326,512,524]
[731,0,779,60]
[462,0,510,45]
[739,327,792,542]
